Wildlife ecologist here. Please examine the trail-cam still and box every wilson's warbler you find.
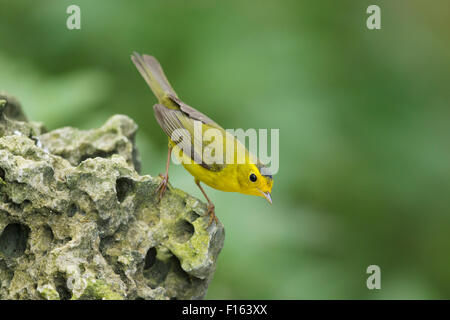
[131,52,273,225]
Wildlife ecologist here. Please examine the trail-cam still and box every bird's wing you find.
[167,94,224,130]
[153,104,227,172]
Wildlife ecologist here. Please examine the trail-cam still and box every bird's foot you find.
[155,173,169,201]
[207,203,218,227]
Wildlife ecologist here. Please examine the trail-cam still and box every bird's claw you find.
[155,174,169,201]
[207,203,218,227]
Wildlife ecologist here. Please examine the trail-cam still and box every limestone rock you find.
[0,93,224,300]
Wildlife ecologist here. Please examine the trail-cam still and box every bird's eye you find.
[249,173,257,182]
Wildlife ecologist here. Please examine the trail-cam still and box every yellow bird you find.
[131,52,273,225]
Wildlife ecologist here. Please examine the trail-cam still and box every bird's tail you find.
[131,52,178,106]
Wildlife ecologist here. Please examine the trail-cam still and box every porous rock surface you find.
[0,93,224,300]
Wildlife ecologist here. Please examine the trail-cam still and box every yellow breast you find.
[171,142,241,192]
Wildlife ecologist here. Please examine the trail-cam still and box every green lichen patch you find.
[77,279,124,300]
[37,284,60,300]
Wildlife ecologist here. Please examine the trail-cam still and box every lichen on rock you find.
[0,92,224,300]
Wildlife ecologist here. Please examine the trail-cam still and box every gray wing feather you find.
[168,94,223,130]
[153,104,226,171]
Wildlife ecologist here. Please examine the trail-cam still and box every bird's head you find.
[238,162,273,203]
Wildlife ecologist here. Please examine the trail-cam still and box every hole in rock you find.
[67,203,78,217]
[116,177,135,203]
[42,225,54,245]
[54,272,72,300]
[0,167,5,180]
[0,223,30,258]
[174,220,195,243]
[144,247,157,270]
[186,210,201,222]
[143,253,173,288]
[79,150,115,163]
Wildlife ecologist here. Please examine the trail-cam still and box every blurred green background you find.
[1,0,450,299]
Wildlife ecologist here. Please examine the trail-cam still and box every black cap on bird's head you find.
[237,160,273,202]
[256,162,273,203]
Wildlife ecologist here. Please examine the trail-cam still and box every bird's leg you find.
[156,145,172,201]
[195,179,218,226]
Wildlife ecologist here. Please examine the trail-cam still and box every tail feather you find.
[131,52,178,102]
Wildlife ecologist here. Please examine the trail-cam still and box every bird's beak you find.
[259,189,272,204]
